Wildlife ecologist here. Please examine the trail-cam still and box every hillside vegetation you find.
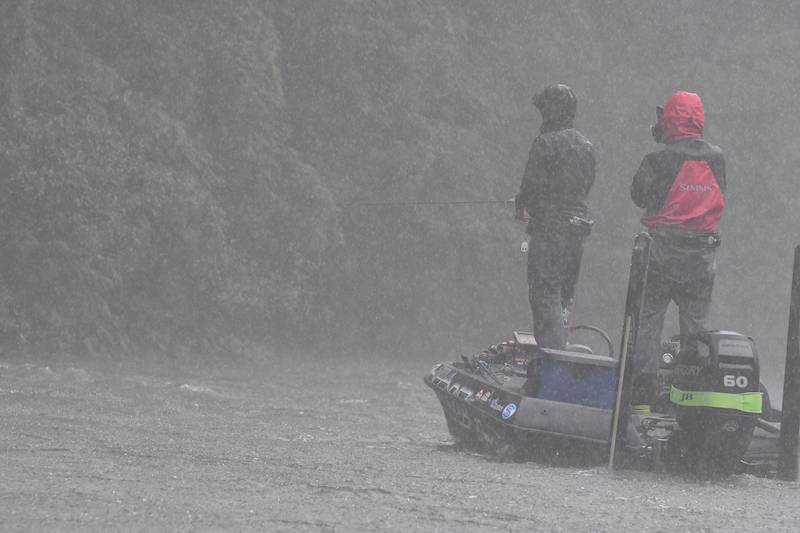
[0,1,798,362]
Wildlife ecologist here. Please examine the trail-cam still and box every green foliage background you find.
[0,1,798,371]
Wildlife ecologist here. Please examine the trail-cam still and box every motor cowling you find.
[672,331,761,402]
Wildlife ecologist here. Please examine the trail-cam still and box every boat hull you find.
[425,362,611,462]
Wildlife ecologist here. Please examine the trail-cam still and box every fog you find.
[1,1,799,530]
[1,1,798,371]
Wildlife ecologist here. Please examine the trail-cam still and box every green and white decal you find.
[670,386,763,414]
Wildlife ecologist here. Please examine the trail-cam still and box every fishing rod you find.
[350,198,515,207]
[350,197,530,254]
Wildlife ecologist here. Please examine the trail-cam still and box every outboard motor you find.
[671,331,763,475]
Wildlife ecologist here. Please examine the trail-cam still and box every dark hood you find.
[533,84,576,133]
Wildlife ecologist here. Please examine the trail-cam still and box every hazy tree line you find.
[0,1,797,371]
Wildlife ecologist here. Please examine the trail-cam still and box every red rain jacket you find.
[631,92,726,233]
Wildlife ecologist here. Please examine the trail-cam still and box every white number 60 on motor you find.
[723,374,749,388]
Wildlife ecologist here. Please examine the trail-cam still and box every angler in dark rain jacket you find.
[629,90,726,412]
[516,84,596,349]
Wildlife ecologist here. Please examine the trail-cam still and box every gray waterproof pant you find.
[527,224,585,349]
[632,233,716,382]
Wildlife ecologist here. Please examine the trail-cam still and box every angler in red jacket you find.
[630,91,726,413]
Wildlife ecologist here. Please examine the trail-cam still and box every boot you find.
[631,373,656,415]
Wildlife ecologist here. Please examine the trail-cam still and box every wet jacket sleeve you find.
[516,136,555,214]
[630,154,657,210]
[714,156,726,193]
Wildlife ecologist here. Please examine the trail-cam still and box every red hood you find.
[661,91,704,143]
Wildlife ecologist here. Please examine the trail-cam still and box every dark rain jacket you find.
[516,118,596,233]
[631,91,726,234]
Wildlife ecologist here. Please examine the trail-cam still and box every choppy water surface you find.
[0,353,798,531]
